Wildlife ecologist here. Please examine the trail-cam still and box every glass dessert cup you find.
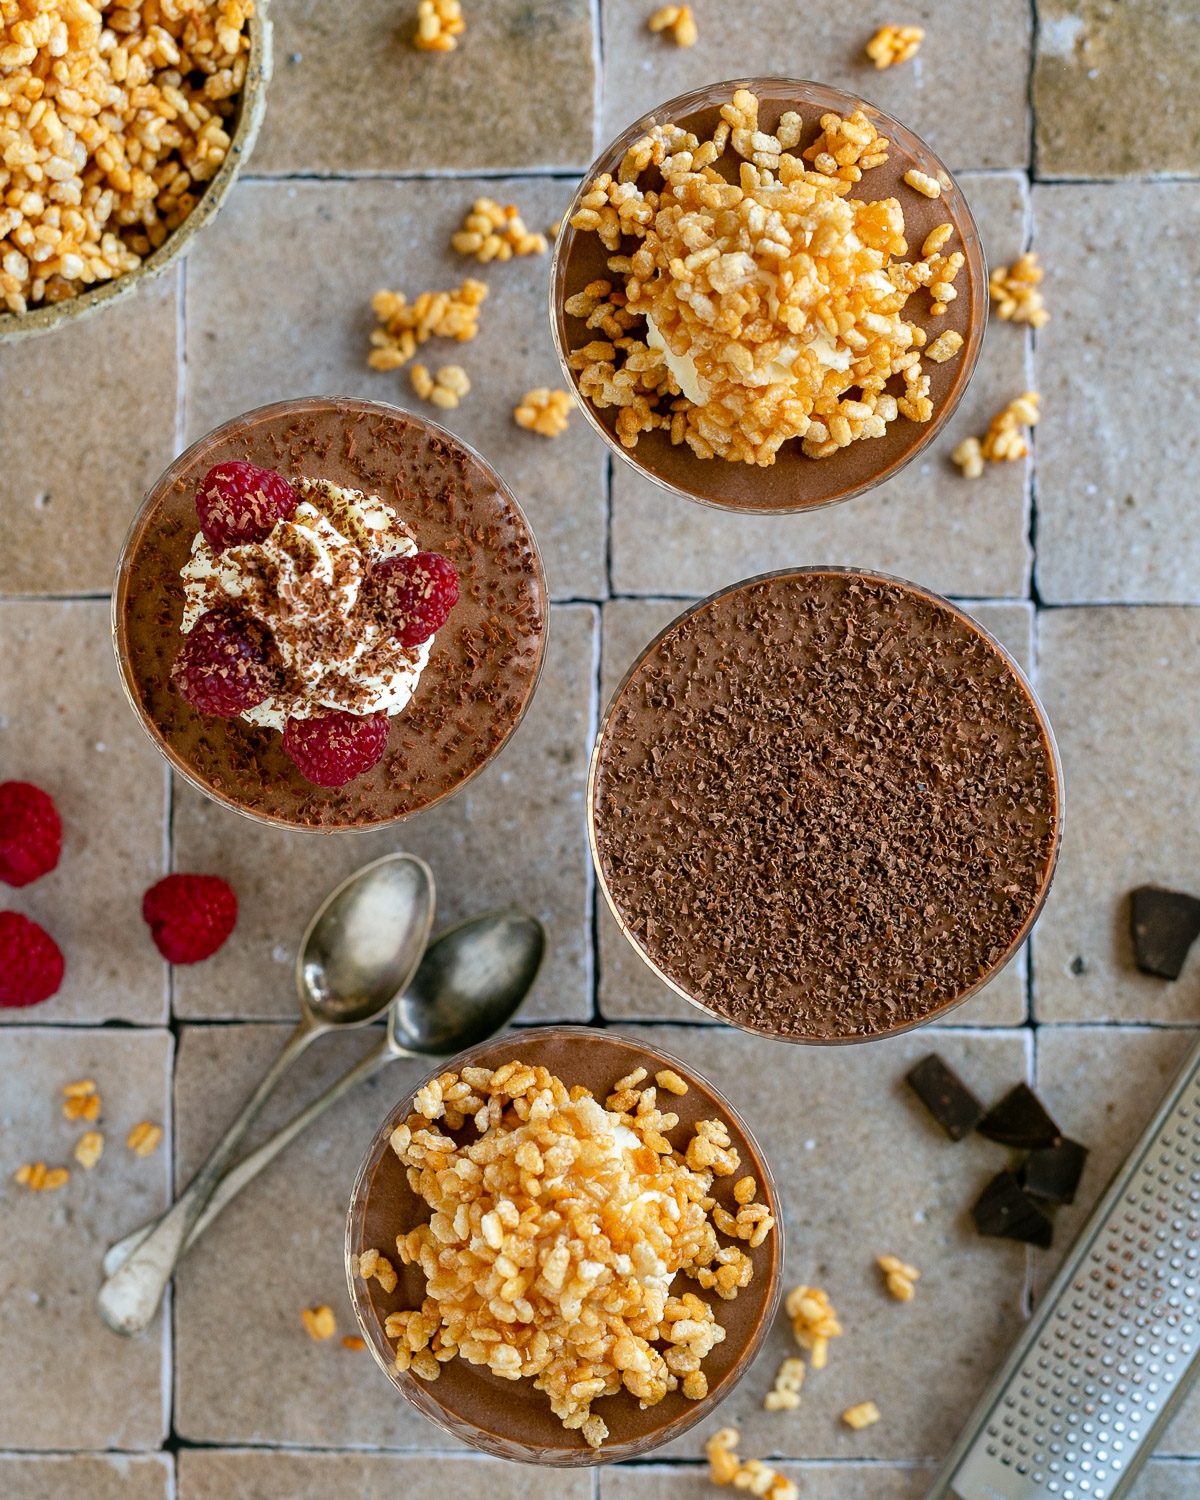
[588,567,1064,1043]
[345,1025,784,1466]
[112,396,548,833]
[550,76,987,514]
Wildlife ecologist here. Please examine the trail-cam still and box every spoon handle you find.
[102,1036,398,1278]
[96,1018,318,1336]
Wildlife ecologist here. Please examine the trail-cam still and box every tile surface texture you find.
[0,1455,172,1500]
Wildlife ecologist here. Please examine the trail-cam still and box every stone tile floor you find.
[0,2,1197,1496]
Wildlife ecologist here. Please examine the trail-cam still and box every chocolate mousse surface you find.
[553,77,986,512]
[590,570,1062,1041]
[114,397,547,830]
[350,1027,781,1463]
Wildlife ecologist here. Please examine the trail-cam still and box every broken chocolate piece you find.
[1021,1138,1089,1205]
[978,1083,1062,1150]
[1130,885,1200,981]
[905,1053,986,1141]
[971,1170,1053,1249]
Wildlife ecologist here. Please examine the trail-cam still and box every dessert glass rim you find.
[0,6,272,347]
[110,393,549,835]
[344,1022,785,1466]
[548,74,989,516]
[586,565,1065,1043]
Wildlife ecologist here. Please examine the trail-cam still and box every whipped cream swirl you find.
[180,477,432,733]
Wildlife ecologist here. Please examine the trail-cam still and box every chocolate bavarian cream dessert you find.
[590,570,1062,1041]
[554,78,985,511]
[114,398,546,830]
[348,1028,780,1463]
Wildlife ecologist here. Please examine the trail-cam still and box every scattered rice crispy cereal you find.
[451,196,547,262]
[73,1129,103,1168]
[62,1077,100,1121]
[952,391,1040,476]
[0,0,254,315]
[565,88,966,467]
[843,1399,881,1430]
[763,1355,805,1411]
[648,5,697,47]
[989,250,1050,328]
[301,1304,336,1341]
[342,1334,366,1351]
[865,24,924,68]
[126,1120,162,1157]
[372,1057,775,1449]
[410,361,470,410]
[414,0,463,52]
[785,1283,841,1369]
[878,1252,920,1301]
[367,277,487,372]
[704,1427,798,1499]
[13,1161,69,1190]
[513,386,571,437]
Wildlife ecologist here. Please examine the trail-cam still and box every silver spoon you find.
[96,852,436,1336]
[102,907,544,1277]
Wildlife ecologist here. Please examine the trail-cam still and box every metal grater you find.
[926,1034,1200,1500]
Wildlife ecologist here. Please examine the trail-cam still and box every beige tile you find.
[178,1449,592,1498]
[0,601,169,1026]
[1032,183,1200,604]
[1034,1027,1200,1454]
[253,0,596,174]
[1128,1461,1200,1499]
[624,1026,1032,1460]
[610,173,1034,601]
[596,599,1034,1027]
[0,1455,171,1500]
[1034,2,1200,178]
[1033,608,1200,1022]
[600,1463,929,1499]
[172,604,596,1024]
[0,273,178,596]
[0,1028,173,1449]
[185,179,606,601]
[600,0,1031,171]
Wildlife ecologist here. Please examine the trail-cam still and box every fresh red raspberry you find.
[171,607,278,718]
[282,711,389,788]
[0,781,62,887]
[142,874,238,964]
[196,460,299,550]
[0,911,64,1007]
[370,552,459,648]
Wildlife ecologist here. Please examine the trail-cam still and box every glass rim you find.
[110,394,550,834]
[344,1022,785,1466]
[586,565,1065,1043]
[549,74,989,516]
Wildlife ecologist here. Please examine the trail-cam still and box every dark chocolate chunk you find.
[971,1170,1054,1249]
[1130,885,1200,981]
[905,1053,986,1141]
[978,1083,1062,1150]
[1021,1138,1089,1205]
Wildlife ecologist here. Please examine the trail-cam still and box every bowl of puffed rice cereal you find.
[346,1026,783,1465]
[0,0,271,342]
[550,76,987,513]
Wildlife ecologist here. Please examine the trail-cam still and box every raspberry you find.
[0,781,62,887]
[282,711,389,788]
[196,460,299,550]
[370,552,459,648]
[171,607,279,718]
[142,874,238,964]
[0,911,64,1007]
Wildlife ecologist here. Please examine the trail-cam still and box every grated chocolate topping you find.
[591,571,1060,1040]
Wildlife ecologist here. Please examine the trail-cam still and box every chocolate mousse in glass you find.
[589,568,1063,1042]
[550,77,987,513]
[346,1026,782,1465]
[112,397,547,831]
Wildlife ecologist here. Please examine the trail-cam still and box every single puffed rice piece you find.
[865,24,924,68]
[14,1161,69,1191]
[648,5,697,46]
[62,1080,101,1122]
[903,168,941,198]
[127,1122,162,1157]
[414,0,464,51]
[951,435,985,478]
[74,1131,104,1169]
[655,1067,689,1095]
[301,1305,336,1341]
[878,1252,921,1301]
[514,387,572,437]
[843,1400,881,1430]
[925,330,963,363]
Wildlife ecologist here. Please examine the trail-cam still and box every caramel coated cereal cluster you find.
[705,1427,797,1500]
[989,251,1050,327]
[952,391,1040,477]
[62,1077,99,1120]
[451,196,547,262]
[865,24,924,68]
[410,361,470,409]
[73,1128,103,1168]
[367,278,487,371]
[0,0,253,315]
[763,1355,806,1412]
[565,89,966,466]
[301,1304,336,1342]
[785,1283,841,1369]
[513,386,571,437]
[370,1058,774,1449]
[843,1399,882,1430]
[878,1252,920,1301]
[648,5,696,47]
[13,1160,69,1190]
[126,1120,162,1157]
[414,0,463,52]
